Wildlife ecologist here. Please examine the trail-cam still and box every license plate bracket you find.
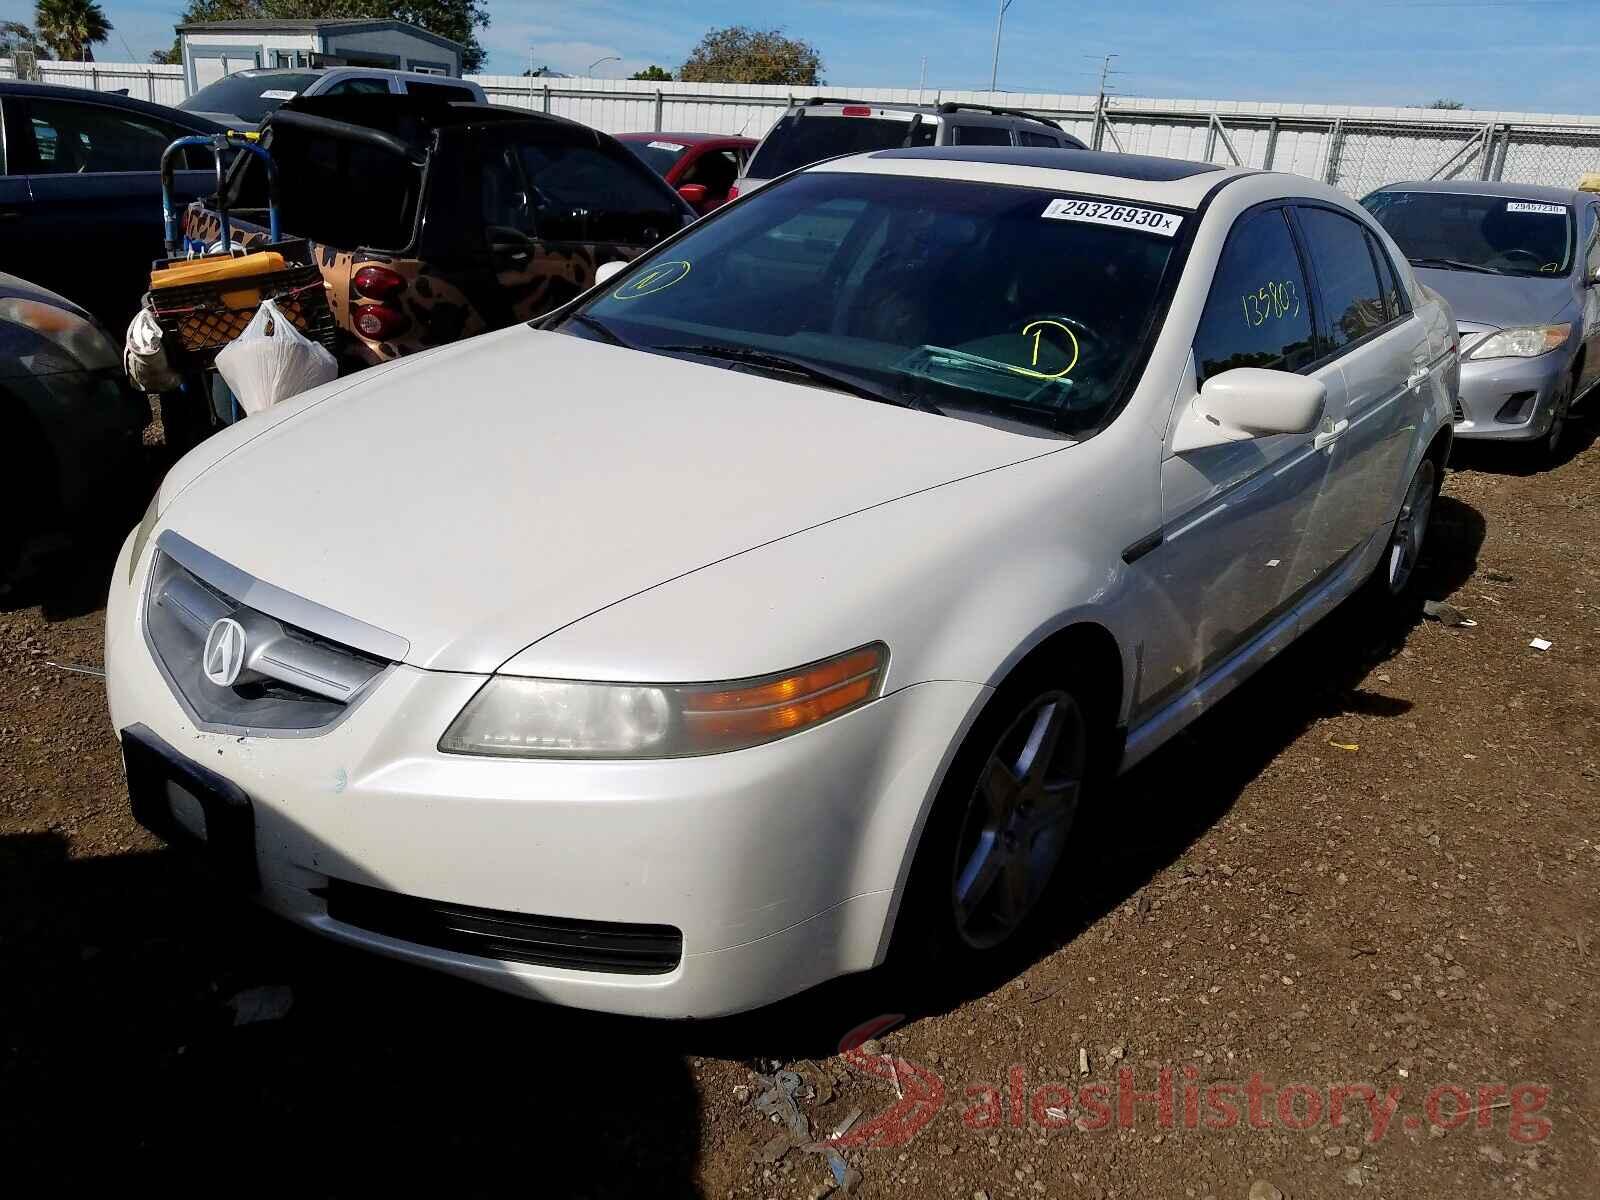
[122,723,259,891]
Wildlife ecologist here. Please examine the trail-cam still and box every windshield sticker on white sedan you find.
[259,89,299,100]
[1505,201,1565,215]
[612,259,691,299]
[1041,198,1183,236]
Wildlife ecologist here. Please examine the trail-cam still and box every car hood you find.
[162,326,1057,673]
[1411,266,1573,329]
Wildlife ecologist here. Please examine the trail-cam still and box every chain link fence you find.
[6,57,1599,196]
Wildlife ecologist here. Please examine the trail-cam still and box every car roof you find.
[614,132,754,146]
[275,94,590,134]
[0,79,224,129]
[813,146,1249,209]
[218,66,473,84]
[1369,179,1587,205]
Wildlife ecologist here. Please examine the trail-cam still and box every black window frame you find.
[1287,200,1414,371]
[1192,200,1323,387]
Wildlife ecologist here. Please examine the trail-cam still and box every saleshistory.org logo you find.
[832,1019,1553,1148]
[203,617,248,687]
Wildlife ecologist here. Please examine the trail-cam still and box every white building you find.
[178,19,466,93]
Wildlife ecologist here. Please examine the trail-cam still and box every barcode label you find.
[1041,198,1184,236]
[1505,201,1565,215]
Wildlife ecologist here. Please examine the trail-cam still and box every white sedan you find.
[106,145,1458,1017]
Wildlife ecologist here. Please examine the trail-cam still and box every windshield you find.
[562,172,1184,438]
[1363,190,1574,277]
[180,72,320,122]
[622,138,689,176]
[747,113,936,179]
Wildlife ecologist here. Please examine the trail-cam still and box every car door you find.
[1293,204,1429,547]
[1149,204,1348,706]
[1581,202,1600,396]
[477,125,688,323]
[1,93,214,329]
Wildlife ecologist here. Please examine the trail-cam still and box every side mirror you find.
[677,182,709,207]
[1171,367,1326,453]
[594,260,628,286]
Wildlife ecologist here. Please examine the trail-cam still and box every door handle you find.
[1313,418,1349,451]
[1407,368,1429,388]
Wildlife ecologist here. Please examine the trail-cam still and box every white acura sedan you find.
[107,146,1458,1017]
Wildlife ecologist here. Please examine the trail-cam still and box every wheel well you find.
[1425,423,1453,474]
[1003,622,1124,733]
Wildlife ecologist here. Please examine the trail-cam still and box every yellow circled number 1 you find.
[1008,319,1080,380]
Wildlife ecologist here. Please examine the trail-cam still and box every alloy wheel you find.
[949,691,1086,950]
[1385,459,1436,595]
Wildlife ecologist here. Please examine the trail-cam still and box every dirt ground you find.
[2,407,1596,1197]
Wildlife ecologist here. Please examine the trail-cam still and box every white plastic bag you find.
[214,298,336,416]
[123,306,180,394]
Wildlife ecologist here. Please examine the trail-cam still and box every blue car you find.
[0,81,224,332]
[1364,181,1600,461]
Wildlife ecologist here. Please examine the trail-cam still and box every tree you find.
[1427,98,1466,110]
[34,0,112,62]
[1,20,38,50]
[679,26,822,85]
[630,64,672,81]
[170,1,492,72]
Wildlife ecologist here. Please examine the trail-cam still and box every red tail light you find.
[353,265,405,302]
[726,184,740,200]
[353,303,408,341]
[842,106,872,116]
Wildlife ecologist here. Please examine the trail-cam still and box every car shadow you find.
[0,830,705,1193]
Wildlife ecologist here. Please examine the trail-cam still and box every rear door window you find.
[1193,207,1317,384]
[747,112,935,177]
[952,124,1012,146]
[1297,206,1389,354]
[481,131,683,246]
[321,77,394,97]
[1018,130,1061,147]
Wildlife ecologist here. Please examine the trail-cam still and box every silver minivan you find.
[733,98,1087,198]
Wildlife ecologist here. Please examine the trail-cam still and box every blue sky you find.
[8,0,1597,113]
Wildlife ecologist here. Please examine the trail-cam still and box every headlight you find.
[1465,323,1571,360]
[440,643,887,759]
[0,297,120,372]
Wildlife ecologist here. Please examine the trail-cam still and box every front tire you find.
[1363,454,1438,609]
[894,667,1099,971]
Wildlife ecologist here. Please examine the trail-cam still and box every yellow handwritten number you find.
[1008,319,1080,380]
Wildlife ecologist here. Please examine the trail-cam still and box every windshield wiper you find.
[655,343,929,410]
[1408,256,1506,276]
[564,312,640,349]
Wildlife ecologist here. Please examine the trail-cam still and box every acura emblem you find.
[203,617,247,687]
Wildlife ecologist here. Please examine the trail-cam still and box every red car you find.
[614,132,756,215]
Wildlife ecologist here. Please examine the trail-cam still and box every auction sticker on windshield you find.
[1041,198,1183,236]
[1506,202,1565,215]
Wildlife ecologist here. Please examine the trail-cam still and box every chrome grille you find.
[144,533,398,735]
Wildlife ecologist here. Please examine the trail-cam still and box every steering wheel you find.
[1497,248,1543,266]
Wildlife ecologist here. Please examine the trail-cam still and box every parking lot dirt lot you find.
[2,412,1596,1197]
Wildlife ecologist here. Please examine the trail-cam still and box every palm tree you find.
[33,0,113,63]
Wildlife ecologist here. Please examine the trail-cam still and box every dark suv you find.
[187,95,695,367]
[735,99,1087,198]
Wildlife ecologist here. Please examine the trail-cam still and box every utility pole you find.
[989,0,1016,95]
[1090,53,1119,150]
[920,55,927,95]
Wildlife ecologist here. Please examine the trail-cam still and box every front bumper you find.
[106,528,987,1017]
[1452,349,1568,441]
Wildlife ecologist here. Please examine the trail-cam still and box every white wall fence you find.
[7,58,1599,197]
